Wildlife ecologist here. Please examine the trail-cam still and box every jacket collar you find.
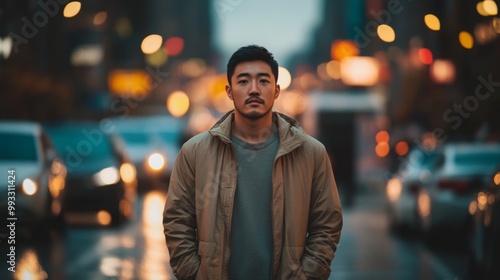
[209,110,307,156]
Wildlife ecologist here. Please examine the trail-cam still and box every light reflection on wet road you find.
[1,190,174,280]
[1,190,468,280]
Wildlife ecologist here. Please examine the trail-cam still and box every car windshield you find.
[158,131,179,143]
[120,132,149,145]
[404,149,440,171]
[455,151,500,167]
[0,133,38,161]
[48,130,115,162]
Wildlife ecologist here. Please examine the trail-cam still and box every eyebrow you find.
[236,72,271,79]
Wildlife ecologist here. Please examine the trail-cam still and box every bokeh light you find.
[167,91,190,117]
[375,130,390,143]
[418,48,433,65]
[326,60,341,80]
[141,34,163,54]
[64,1,81,18]
[375,142,390,157]
[483,0,498,16]
[459,31,474,49]
[164,37,184,56]
[424,14,440,31]
[377,24,396,43]
[277,67,292,90]
[93,12,107,25]
[395,141,409,156]
[431,59,455,84]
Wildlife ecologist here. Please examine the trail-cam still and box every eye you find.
[238,80,248,85]
[260,79,270,84]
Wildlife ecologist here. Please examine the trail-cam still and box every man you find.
[163,45,342,280]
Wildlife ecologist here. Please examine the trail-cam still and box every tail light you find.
[438,178,482,194]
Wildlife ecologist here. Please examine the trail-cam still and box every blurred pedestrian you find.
[163,45,343,280]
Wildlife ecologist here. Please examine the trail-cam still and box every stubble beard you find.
[236,105,273,120]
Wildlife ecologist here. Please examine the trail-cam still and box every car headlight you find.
[417,190,431,218]
[386,178,402,203]
[92,167,120,187]
[120,163,136,184]
[147,153,166,171]
[22,178,38,195]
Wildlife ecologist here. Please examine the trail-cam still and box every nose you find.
[249,80,260,95]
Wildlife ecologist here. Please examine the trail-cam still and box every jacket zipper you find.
[222,142,238,280]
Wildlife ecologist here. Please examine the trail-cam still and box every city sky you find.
[212,0,321,68]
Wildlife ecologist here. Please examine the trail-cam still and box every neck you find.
[232,112,275,144]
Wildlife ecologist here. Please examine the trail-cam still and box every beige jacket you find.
[163,111,342,280]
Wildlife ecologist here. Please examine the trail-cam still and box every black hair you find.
[226,45,279,85]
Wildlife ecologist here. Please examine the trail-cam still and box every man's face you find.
[226,60,280,120]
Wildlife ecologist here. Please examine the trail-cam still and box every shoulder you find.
[300,134,327,154]
[180,131,213,153]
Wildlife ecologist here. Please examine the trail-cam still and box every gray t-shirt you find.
[228,127,279,280]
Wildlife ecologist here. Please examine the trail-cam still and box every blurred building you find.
[301,0,500,140]
[0,0,214,120]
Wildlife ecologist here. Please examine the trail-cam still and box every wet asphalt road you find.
[0,190,468,280]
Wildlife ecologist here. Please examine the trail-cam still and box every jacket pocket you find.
[196,241,217,280]
[301,255,330,280]
[198,241,216,257]
[280,246,306,280]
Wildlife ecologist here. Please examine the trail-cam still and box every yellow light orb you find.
[141,34,163,54]
[424,14,441,31]
[63,1,81,18]
[167,91,190,117]
[377,24,395,43]
[459,31,474,49]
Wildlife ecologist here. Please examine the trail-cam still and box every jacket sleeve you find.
[302,145,343,280]
[163,146,200,280]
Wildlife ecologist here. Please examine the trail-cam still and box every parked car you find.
[416,143,500,243]
[44,122,137,226]
[111,115,182,191]
[467,165,500,279]
[0,121,67,233]
[385,146,440,232]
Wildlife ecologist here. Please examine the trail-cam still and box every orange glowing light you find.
[431,59,455,84]
[418,48,433,65]
[97,210,112,226]
[395,141,409,156]
[375,142,390,157]
[63,1,81,18]
[375,130,390,143]
[331,40,359,61]
[108,69,152,97]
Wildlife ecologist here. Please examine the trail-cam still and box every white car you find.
[385,147,440,232]
[0,121,67,233]
[111,115,182,191]
[417,143,500,243]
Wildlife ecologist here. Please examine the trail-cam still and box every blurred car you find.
[467,165,500,279]
[0,121,67,232]
[44,122,137,226]
[111,115,182,191]
[416,143,500,242]
[385,146,440,232]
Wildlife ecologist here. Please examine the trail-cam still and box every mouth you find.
[245,98,264,105]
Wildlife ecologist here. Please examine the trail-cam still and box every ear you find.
[274,84,281,99]
[226,84,233,100]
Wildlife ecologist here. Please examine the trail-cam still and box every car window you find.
[120,132,150,144]
[49,131,116,162]
[405,149,439,170]
[158,131,179,143]
[454,151,500,166]
[0,133,38,161]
